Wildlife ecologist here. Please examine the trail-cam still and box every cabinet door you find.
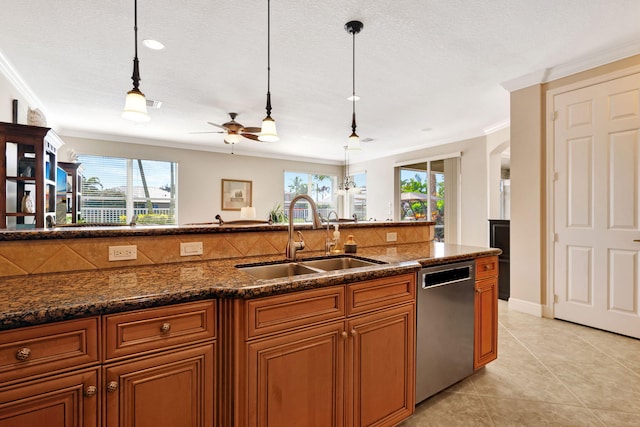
[0,368,99,427]
[247,322,345,427]
[474,277,498,369]
[347,304,415,427]
[104,343,214,427]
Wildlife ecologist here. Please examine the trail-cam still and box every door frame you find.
[544,63,640,319]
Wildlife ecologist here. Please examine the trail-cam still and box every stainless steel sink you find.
[237,256,384,279]
[299,257,378,271]
[237,262,321,280]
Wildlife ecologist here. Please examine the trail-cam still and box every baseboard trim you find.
[508,298,543,317]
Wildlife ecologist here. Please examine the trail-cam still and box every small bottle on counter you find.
[331,224,341,253]
[344,235,357,253]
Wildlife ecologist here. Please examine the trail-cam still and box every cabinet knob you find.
[350,329,357,337]
[107,381,119,393]
[15,347,31,361]
[84,386,97,397]
[160,322,171,333]
[341,331,348,339]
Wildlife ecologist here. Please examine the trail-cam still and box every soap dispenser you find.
[332,224,341,253]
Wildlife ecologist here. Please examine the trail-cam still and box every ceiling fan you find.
[191,112,261,144]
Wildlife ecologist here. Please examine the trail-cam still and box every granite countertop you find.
[0,242,500,331]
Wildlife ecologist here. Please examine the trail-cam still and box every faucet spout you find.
[286,194,322,260]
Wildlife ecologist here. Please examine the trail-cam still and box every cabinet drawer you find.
[104,300,215,361]
[246,286,345,339]
[476,256,499,280]
[0,317,99,385]
[347,273,415,316]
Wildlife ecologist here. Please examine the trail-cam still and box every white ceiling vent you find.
[146,99,162,109]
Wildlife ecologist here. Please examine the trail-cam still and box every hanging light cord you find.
[351,29,357,135]
[265,0,272,117]
[131,0,141,92]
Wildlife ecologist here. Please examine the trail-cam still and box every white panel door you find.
[553,72,640,338]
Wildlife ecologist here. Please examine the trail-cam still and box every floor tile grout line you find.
[498,314,609,426]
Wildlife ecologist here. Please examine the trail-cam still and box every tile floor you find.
[401,301,640,426]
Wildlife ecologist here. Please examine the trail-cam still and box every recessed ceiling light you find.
[143,39,165,50]
[347,95,360,101]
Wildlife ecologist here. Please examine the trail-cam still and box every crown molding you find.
[0,50,50,117]
[501,39,640,92]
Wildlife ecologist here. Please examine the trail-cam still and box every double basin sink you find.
[237,256,386,280]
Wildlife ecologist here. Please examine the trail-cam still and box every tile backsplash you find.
[0,224,433,277]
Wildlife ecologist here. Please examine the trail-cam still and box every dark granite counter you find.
[0,242,499,331]
[0,221,434,241]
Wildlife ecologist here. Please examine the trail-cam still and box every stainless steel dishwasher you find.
[416,260,475,403]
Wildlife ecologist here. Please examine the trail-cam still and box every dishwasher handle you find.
[421,264,474,289]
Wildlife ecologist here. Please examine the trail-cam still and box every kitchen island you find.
[0,222,499,426]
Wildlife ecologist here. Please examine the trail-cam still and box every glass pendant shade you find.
[226,133,241,144]
[347,132,361,150]
[122,89,150,122]
[259,115,279,142]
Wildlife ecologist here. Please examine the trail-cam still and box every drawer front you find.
[476,256,499,280]
[104,300,215,361]
[246,286,345,339]
[0,317,99,385]
[347,273,416,316]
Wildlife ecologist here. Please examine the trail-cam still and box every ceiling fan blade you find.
[242,133,260,141]
[242,127,262,133]
[207,121,227,129]
[189,131,225,134]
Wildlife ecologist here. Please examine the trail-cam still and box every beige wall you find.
[351,135,494,247]
[509,54,640,315]
[58,136,342,225]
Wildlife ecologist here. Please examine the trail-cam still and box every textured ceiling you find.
[1,0,640,163]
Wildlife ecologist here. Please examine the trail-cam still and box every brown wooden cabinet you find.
[230,273,416,427]
[104,344,215,427]
[474,256,499,369]
[58,161,82,223]
[0,122,62,229]
[0,300,216,427]
[0,368,99,427]
[0,317,100,427]
[102,300,217,427]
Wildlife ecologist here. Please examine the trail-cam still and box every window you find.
[284,171,338,221]
[78,155,177,224]
[349,172,367,221]
[399,160,445,241]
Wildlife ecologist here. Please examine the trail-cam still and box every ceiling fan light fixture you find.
[259,114,279,142]
[122,0,150,122]
[226,133,241,144]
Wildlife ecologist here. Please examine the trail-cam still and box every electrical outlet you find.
[180,242,203,256]
[108,245,137,261]
[386,232,397,242]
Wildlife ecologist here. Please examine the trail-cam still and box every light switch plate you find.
[180,242,203,256]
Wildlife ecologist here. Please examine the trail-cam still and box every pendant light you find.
[258,0,279,142]
[339,145,356,193]
[122,0,150,122]
[345,20,363,150]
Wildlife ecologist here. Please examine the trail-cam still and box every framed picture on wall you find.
[221,179,252,210]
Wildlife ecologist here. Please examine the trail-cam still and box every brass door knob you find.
[15,347,31,361]
[107,381,119,393]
